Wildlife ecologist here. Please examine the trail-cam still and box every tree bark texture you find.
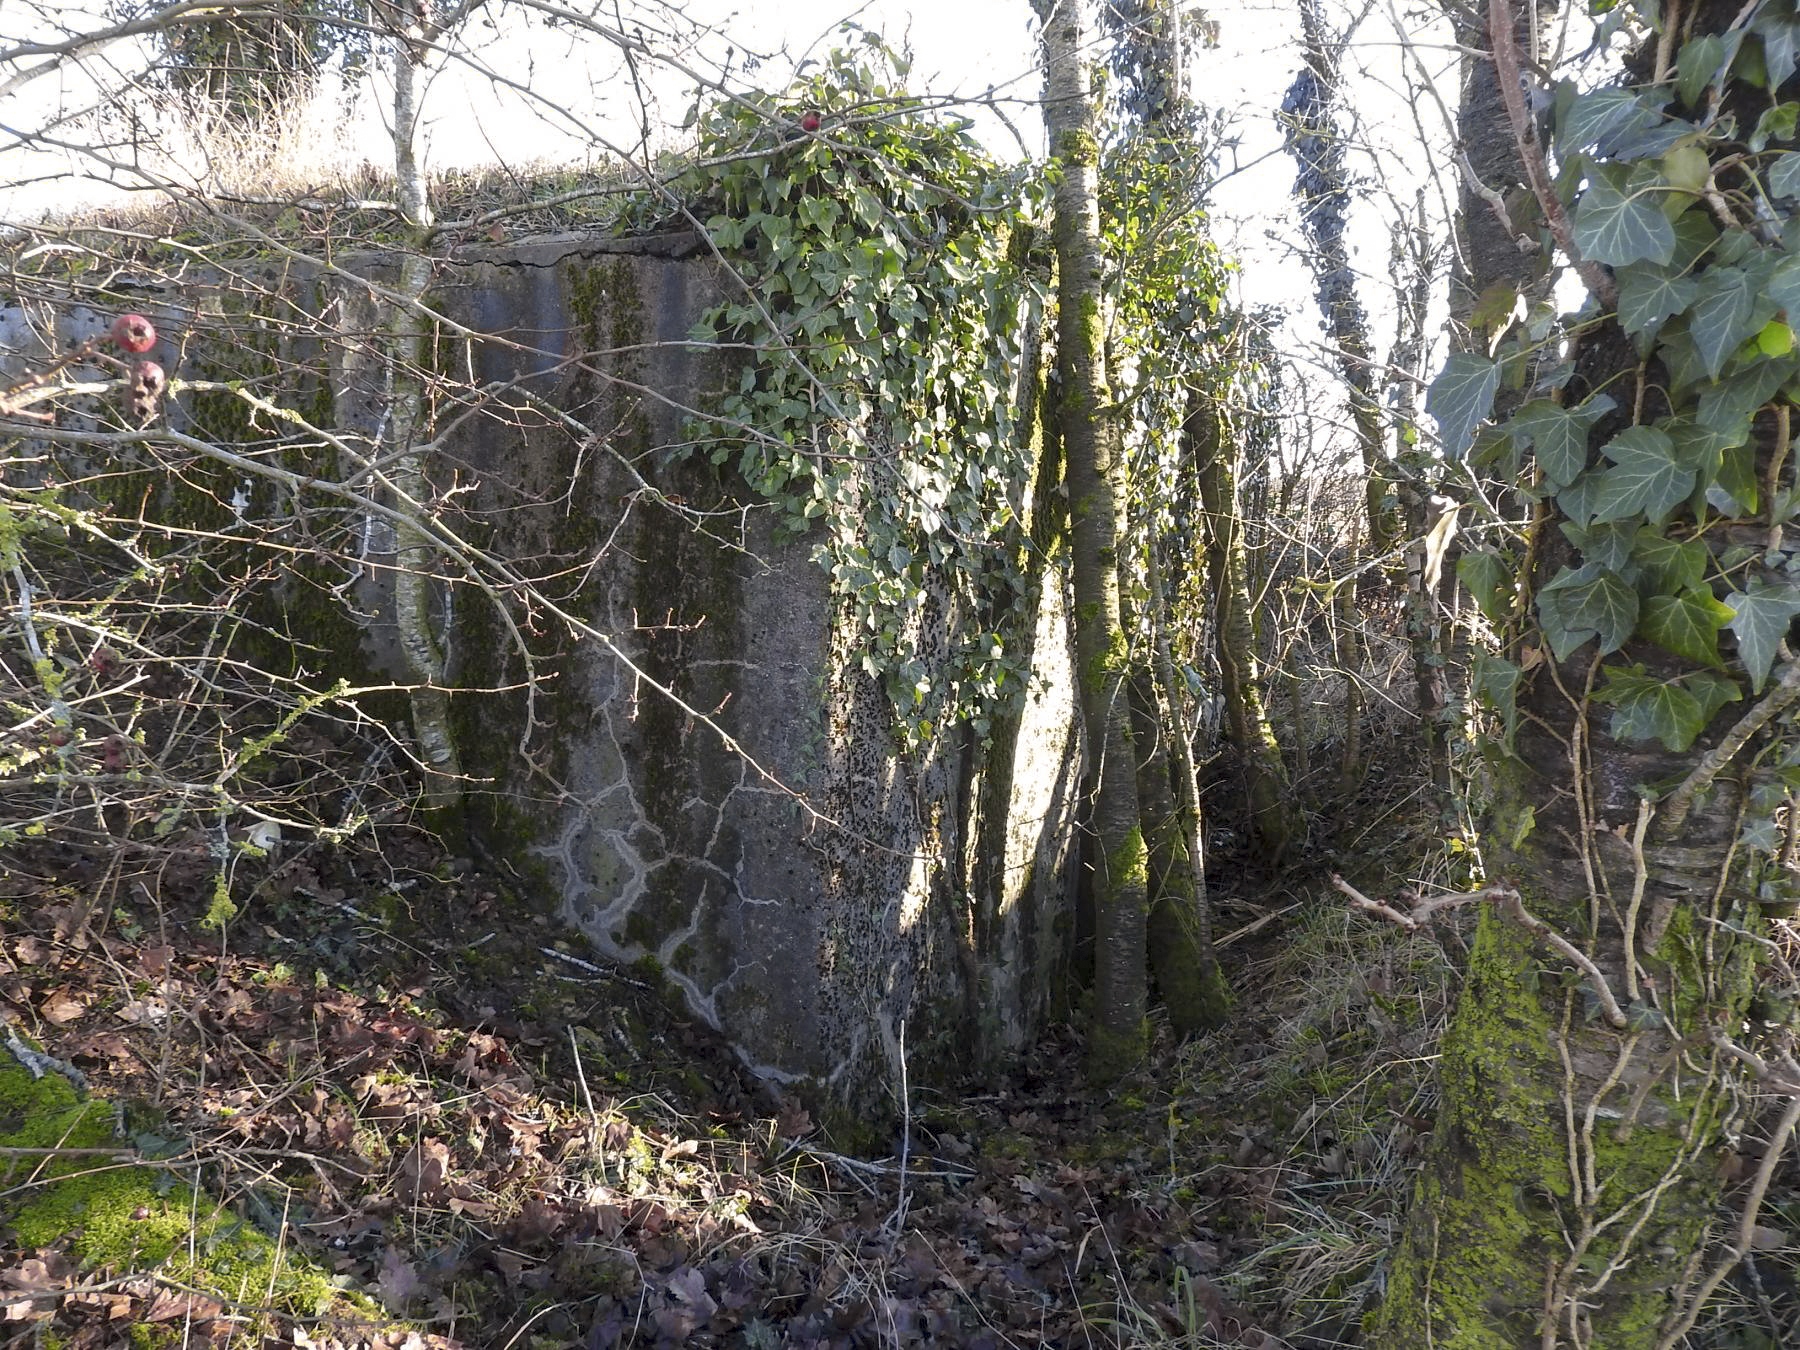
[1035,0,1148,1076]
[1371,2,1780,1342]
[1187,393,1294,863]
[1285,0,1401,561]
[387,33,462,803]
[1101,0,1230,1031]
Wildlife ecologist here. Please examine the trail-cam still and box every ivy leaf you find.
[1769,253,1800,318]
[1573,163,1677,267]
[1590,425,1694,524]
[1640,587,1733,666]
[1661,143,1711,195]
[1683,669,1743,724]
[1458,549,1515,625]
[1631,530,1709,594]
[1469,281,1523,337]
[1758,7,1800,88]
[1754,103,1800,152]
[1671,207,1721,272]
[1725,579,1800,691]
[1677,33,1741,109]
[1556,471,1608,529]
[1716,438,1761,514]
[1657,325,1710,395]
[1507,395,1613,488]
[1594,664,1707,751]
[1688,265,1759,379]
[1558,87,1662,156]
[1609,119,1698,162]
[1427,353,1500,461]
[1538,563,1640,659]
[1616,263,1699,344]
[1472,653,1522,749]
[1561,519,1639,573]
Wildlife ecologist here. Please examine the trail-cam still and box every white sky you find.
[1,0,1462,444]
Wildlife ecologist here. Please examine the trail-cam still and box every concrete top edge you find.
[441,229,708,267]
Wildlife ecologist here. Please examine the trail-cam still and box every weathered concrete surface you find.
[0,232,1081,1113]
[387,233,1081,1109]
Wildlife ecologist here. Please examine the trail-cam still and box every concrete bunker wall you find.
[0,231,1082,1113]
[387,233,1080,1109]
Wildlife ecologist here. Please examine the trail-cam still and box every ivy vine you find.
[680,39,1047,746]
[1434,0,1800,764]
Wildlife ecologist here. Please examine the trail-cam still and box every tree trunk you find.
[1100,0,1230,1031]
[1285,0,1401,560]
[1187,391,1294,863]
[1035,0,1148,1077]
[386,28,462,807]
[1134,554,1229,1032]
[1371,1,1793,1341]
[1388,200,1453,798]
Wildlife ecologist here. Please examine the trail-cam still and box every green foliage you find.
[1449,1,1800,818]
[682,38,1047,745]
[1426,353,1503,462]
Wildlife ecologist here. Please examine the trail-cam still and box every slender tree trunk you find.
[387,27,461,804]
[1388,199,1453,797]
[1035,0,1148,1077]
[1285,0,1401,561]
[1134,553,1229,1032]
[1188,392,1294,863]
[1101,0,1230,1030]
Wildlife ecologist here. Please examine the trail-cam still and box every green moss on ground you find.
[0,1062,341,1325]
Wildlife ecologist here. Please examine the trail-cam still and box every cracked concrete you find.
[412,234,1083,1111]
[5,231,1082,1114]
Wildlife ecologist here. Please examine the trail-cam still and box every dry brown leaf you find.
[40,990,87,1025]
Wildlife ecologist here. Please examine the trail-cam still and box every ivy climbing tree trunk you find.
[1370,0,1800,1342]
[1034,0,1148,1077]
[1284,0,1401,561]
[1100,0,1230,1031]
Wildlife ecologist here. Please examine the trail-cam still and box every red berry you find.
[103,735,127,773]
[134,360,166,396]
[110,313,156,353]
[800,111,821,133]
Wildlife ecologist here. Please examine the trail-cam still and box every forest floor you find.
[1,814,1794,1350]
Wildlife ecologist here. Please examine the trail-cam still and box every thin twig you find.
[1487,0,1617,306]
[1658,1083,1800,1346]
[1660,657,1800,834]
[1338,875,1629,1027]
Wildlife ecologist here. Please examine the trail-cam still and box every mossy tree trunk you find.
[1388,203,1452,798]
[1186,391,1294,863]
[1034,0,1148,1078]
[1100,0,1230,1032]
[1133,551,1229,1032]
[1370,0,1791,1342]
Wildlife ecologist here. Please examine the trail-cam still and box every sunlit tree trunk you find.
[1034,0,1147,1076]
[1102,0,1229,1029]
[1284,0,1400,561]
[386,19,462,803]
